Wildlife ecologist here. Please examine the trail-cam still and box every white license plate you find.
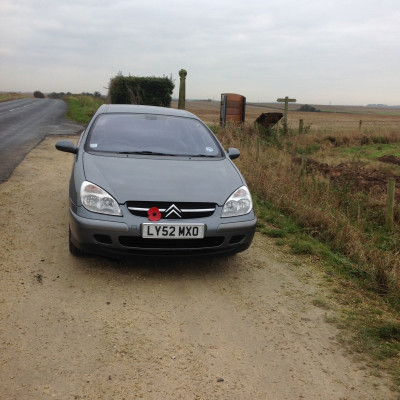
[142,223,205,239]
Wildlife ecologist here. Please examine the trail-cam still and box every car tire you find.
[69,227,86,256]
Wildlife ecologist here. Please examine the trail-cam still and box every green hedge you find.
[108,75,174,107]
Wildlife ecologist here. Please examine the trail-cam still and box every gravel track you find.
[0,136,396,399]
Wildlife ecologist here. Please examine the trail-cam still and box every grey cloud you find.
[0,0,399,104]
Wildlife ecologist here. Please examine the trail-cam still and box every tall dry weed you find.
[216,124,400,302]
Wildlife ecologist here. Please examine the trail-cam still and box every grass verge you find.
[64,95,106,124]
[254,196,400,389]
[217,124,400,305]
[0,92,32,102]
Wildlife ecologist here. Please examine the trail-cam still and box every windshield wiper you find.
[117,151,177,156]
[187,154,217,158]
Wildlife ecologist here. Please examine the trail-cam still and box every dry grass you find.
[227,126,400,303]
[173,99,400,130]
[0,92,32,102]
[176,101,400,305]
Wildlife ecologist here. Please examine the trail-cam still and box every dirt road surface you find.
[0,136,396,399]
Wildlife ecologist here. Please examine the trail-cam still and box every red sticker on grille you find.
[147,207,161,221]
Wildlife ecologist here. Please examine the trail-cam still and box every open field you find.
[173,100,400,132]
[178,99,400,175]
[0,92,32,102]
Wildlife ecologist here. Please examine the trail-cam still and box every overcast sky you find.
[1,0,399,105]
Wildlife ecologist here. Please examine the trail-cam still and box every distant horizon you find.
[2,90,399,108]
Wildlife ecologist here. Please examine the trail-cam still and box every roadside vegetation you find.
[212,122,400,301]
[0,92,31,102]
[64,95,105,124]
[212,120,400,388]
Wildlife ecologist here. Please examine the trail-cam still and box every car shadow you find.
[74,252,244,281]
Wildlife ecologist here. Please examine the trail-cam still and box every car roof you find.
[97,104,199,119]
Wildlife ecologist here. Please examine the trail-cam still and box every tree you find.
[298,104,320,112]
[33,90,45,98]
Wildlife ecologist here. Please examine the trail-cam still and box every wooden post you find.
[277,96,296,134]
[386,178,395,231]
[299,119,304,134]
[178,69,187,110]
[359,120,362,132]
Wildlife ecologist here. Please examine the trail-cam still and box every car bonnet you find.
[82,153,244,205]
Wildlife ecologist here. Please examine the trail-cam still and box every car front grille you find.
[119,236,224,249]
[126,201,216,219]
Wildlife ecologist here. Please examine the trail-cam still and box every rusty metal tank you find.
[220,93,246,126]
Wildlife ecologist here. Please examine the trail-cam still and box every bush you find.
[48,92,66,99]
[108,74,174,107]
[298,104,320,112]
[33,90,45,98]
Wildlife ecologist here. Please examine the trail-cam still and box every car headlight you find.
[221,186,253,218]
[80,181,122,216]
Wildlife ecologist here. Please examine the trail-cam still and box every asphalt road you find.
[0,98,83,182]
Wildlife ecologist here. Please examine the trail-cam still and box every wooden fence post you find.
[359,120,362,132]
[386,178,395,231]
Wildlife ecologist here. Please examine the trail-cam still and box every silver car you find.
[56,104,256,258]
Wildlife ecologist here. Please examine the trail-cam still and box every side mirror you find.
[227,148,240,160]
[55,140,77,154]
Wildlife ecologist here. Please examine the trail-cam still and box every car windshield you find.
[85,113,223,157]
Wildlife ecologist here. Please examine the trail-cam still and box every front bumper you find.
[69,208,257,259]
